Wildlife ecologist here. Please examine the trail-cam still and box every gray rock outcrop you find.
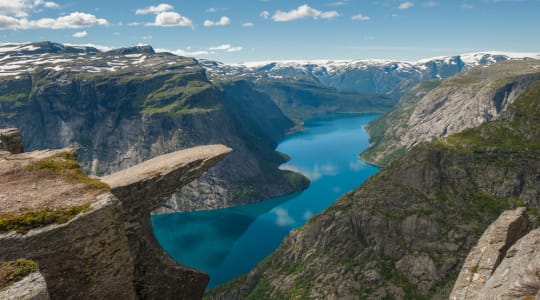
[478,228,540,299]
[0,272,49,300]
[0,272,50,300]
[362,61,540,166]
[0,128,23,154]
[0,144,231,299]
[450,207,530,299]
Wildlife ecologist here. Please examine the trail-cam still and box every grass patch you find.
[0,204,90,234]
[0,259,38,291]
[25,151,110,193]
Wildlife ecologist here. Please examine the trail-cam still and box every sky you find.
[0,0,539,63]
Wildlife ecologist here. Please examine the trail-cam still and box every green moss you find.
[471,264,479,274]
[0,259,39,291]
[0,204,90,234]
[142,78,218,114]
[281,261,306,275]
[229,186,257,200]
[25,151,110,193]
[245,279,274,300]
[286,280,312,300]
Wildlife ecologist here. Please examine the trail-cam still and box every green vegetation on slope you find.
[361,61,540,167]
[25,152,110,193]
[253,78,396,123]
[0,204,90,234]
[438,79,540,153]
[0,259,38,291]
[142,75,220,114]
[206,65,540,300]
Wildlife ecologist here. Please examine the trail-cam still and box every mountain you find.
[361,60,540,166]
[206,61,540,299]
[0,41,309,211]
[202,51,540,99]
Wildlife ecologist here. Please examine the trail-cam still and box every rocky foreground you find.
[0,128,231,299]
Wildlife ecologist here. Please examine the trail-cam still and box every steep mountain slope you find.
[0,42,308,210]
[203,52,540,98]
[206,63,540,299]
[362,61,540,166]
[251,78,394,123]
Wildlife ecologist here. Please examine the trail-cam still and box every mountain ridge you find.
[206,60,540,299]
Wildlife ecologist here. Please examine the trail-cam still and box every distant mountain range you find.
[202,51,540,98]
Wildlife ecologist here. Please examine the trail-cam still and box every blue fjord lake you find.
[152,114,380,288]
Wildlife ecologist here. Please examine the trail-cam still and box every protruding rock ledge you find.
[1,142,232,299]
[101,144,232,191]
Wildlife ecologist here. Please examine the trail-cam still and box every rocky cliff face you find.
[0,135,231,299]
[362,61,540,166]
[0,42,308,211]
[207,62,540,299]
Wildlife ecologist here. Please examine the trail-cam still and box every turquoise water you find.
[152,114,380,288]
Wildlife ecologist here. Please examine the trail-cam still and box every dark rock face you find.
[0,44,307,211]
[0,128,23,154]
[0,194,136,299]
[208,142,540,299]
[0,145,231,299]
[100,145,232,299]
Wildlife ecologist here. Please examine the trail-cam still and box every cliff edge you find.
[0,129,231,299]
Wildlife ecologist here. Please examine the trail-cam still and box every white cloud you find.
[272,208,295,227]
[0,0,31,17]
[242,22,254,27]
[0,0,59,17]
[349,160,365,171]
[135,4,174,15]
[156,48,209,57]
[0,12,109,30]
[206,7,217,13]
[208,44,242,52]
[142,35,152,40]
[156,43,243,58]
[272,4,340,22]
[148,11,193,27]
[279,163,337,181]
[461,3,474,8]
[398,1,414,9]
[423,1,439,7]
[34,12,108,29]
[44,1,59,8]
[64,42,111,52]
[72,30,87,37]
[203,16,230,27]
[329,1,349,6]
[260,10,270,19]
[352,13,370,21]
